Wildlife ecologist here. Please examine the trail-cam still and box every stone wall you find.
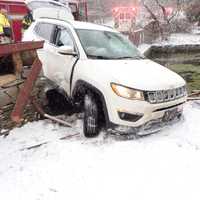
[145,44,200,66]
[0,59,45,135]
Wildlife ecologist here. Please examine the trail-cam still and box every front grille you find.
[153,102,184,112]
[146,86,187,104]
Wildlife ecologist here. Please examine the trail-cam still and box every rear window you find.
[34,22,54,41]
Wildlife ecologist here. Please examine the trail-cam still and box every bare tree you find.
[186,0,200,25]
[142,0,185,40]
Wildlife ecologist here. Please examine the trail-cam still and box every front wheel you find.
[83,93,100,137]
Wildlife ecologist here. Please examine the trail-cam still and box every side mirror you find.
[58,45,77,56]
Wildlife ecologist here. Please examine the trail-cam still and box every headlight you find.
[111,83,144,101]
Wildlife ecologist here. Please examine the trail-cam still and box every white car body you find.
[25,0,74,20]
[23,16,187,135]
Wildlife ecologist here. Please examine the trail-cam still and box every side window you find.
[34,23,54,42]
[54,26,74,47]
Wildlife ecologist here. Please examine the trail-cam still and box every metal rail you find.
[0,41,44,57]
[0,41,44,123]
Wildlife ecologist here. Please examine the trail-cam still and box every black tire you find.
[83,93,100,137]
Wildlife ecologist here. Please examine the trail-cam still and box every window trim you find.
[53,26,74,47]
[34,22,55,43]
[33,20,80,57]
[52,24,79,56]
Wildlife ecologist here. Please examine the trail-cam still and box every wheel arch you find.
[72,80,110,127]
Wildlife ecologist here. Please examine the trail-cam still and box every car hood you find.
[87,59,186,91]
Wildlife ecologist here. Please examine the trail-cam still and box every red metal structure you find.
[0,41,44,126]
[112,6,138,33]
[0,41,44,123]
[0,0,28,42]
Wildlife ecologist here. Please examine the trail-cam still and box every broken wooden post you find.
[0,41,44,134]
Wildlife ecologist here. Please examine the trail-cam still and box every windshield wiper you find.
[115,56,135,59]
[87,54,111,59]
[114,56,146,60]
[87,54,146,60]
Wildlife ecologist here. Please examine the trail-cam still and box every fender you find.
[72,80,110,128]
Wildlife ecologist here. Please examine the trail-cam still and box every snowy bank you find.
[138,32,200,55]
[138,43,151,54]
[158,33,200,46]
[1,102,200,200]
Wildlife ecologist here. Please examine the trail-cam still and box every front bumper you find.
[105,92,187,135]
[108,109,183,137]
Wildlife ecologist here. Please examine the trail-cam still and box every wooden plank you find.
[0,41,44,57]
[0,74,16,86]
[12,52,23,75]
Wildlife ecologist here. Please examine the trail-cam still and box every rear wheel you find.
[83,93,100,137]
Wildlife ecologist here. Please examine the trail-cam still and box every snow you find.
[158,33,200,46]
[192,26,200,35]
[1,102,200,200]
[103,19,114,28]
[138,43,151,54]
[138,31,200,55]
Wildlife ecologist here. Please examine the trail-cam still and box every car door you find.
[33,22,56,78]
[48,25,78,96]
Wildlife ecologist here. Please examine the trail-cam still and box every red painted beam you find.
[0,41,44,57]
[11,57,42,123]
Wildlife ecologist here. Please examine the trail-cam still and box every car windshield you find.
[76,29,145,60]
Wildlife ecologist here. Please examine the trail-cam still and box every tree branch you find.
[168,0,181,22]
[142,0,164,39]
[142,0,158,21]
[154,0,168,21]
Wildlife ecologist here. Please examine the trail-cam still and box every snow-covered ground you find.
[159,33,200,46]
[138,31,200,55]
[1,101,200,200]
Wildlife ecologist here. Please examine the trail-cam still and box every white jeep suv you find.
[23,18,187,137]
